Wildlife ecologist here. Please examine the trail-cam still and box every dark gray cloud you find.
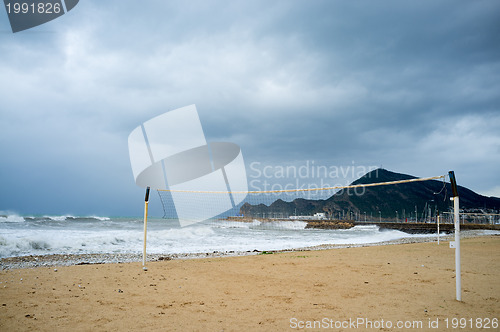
[1,0,499,216]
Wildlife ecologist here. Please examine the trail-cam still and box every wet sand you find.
[1,236,499,331]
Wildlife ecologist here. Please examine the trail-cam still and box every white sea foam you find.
[1,216,497,259]
[89,216,111,221]
[213,220,253,229]
[45,215,74,221]
[252,219,262,226]
[0,214,113,223]
[0,214,25,223]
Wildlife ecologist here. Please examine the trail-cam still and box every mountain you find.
[239,169,500,220]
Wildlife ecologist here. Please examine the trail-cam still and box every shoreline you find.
[1,230,495,270]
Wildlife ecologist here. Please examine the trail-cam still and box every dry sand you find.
[0,236,498,331]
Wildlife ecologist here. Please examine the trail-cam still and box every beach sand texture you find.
[1,236,498,331]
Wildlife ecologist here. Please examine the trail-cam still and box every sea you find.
[0,214,461,259]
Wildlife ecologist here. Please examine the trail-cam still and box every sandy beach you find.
[1,235,498,331]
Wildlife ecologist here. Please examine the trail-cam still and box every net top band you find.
[156,174,447,194]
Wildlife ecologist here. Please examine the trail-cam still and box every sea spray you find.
[0,214,490,259]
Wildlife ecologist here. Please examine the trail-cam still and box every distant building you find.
[289,212,326,220]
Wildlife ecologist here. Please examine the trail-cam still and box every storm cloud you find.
[1,0,499,216]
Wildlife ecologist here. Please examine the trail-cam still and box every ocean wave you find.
[212,220,254,229]
[0,225,217,258]
[0,235,54,257]
[151,225,216,240]
[2,215,496,259]
[251,220,308,230]
[0,214,25,223]
[349,225,380,231]
[45,215,75,222]
[212,219,307,231]
[0,229,145,258]
[1,214,112,223]
[89,216,111,221]
[45,215,111,222]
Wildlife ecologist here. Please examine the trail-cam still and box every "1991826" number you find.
[444,317,498,329]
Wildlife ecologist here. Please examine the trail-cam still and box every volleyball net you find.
[156,172,449,227]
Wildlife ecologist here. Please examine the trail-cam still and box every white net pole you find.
[454,196,461,301]
[437,214,440,245]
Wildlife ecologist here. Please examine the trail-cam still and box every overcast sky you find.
[1,0,499,217]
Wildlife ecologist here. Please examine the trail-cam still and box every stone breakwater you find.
[305,220,354,229]
[355,222,500,234]
[1,231,495,270]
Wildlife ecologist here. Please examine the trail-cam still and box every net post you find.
[449,171,461,301]
[437,213,440,245]
[143,186,151,270]
[453,196,460,301]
